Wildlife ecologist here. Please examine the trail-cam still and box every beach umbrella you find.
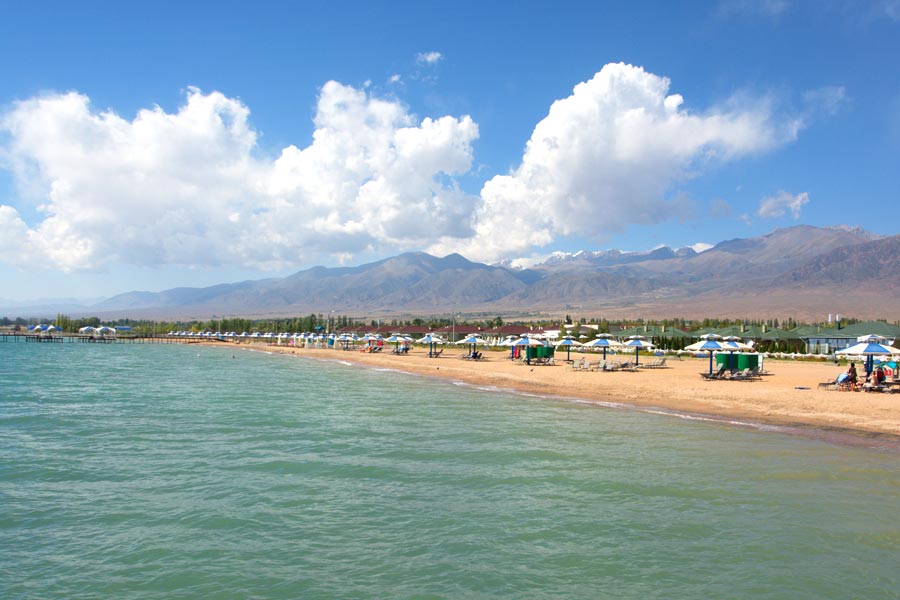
[336,333,358,350]
[510,335,543,360]
[720,336,751,371]
[623,335,655,366]
[584,333,623,360]
[78,326,95,334]
[456,334,487,357]
[416,334,445,357]
[384,333,407,352]
[836,335,900,376]
[685,333,728,375]
[555,335,583,362]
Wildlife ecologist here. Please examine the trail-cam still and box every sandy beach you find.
[212,342,900,441]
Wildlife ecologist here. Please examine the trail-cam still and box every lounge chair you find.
[729,368,752,381]
[570,358,587,371]
[700,365,727,380]
[618,361,638,372]
[589,359,607,372]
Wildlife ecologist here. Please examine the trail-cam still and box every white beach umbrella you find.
[498,335,518,346]
[584,334,623,359]
[837,335,900,374]
[555,335,583,361]
[623,335,655,366]
[684,334,730,374]
[416,333,445,357]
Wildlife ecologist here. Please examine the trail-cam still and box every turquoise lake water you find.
[1,340,899,599]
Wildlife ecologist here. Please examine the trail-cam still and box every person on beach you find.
[846,362,858,387]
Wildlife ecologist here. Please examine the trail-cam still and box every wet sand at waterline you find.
[211,343,900,440]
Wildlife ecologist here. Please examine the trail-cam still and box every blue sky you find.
[1,0,898,302]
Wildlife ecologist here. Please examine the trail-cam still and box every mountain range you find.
[8,225,900,321]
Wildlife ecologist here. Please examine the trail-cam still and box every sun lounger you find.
[589,359,607,371]
[729,368,759,381]
[700,365,727,380]
[570,358,587,371]
[618,361,638,372]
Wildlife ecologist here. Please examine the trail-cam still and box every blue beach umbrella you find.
[384,333,404,352]
[511,335,543,360]
[685,334,728,375]
[456,334,487,357]
[555,335,583,362]
[584,333,622,360]
[416,334,445,357]
[623,335,655,366]
[836,335,900,376]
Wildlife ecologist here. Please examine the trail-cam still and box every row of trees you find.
[0,313,882,339]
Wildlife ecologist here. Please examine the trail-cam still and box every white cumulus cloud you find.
[0,83,479,271]
[757,190,809,219]
[431,62,800,261]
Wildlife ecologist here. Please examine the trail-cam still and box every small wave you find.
[372,367,414,376]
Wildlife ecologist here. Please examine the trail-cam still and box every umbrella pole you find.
[709,351,714,375]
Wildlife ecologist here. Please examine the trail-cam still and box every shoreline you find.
[210,342,900,446]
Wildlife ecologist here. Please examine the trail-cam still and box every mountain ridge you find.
[6,226,899,321]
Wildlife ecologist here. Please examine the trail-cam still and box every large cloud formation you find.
[431,63,800,261]
[0,63,799,271]
[0,83,478,271]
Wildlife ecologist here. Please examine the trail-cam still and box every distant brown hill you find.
[49,225,900,321]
